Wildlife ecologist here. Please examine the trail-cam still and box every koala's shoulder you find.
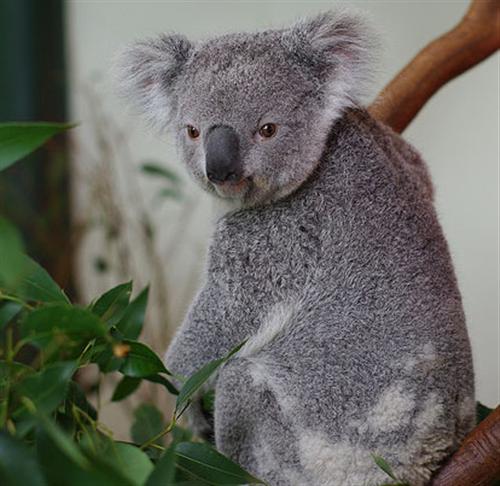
[326,109,434,202]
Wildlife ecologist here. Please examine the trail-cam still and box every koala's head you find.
[118,11,375,206]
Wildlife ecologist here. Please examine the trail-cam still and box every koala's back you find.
[212,110,474,486]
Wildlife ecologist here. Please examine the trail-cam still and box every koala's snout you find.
[205,125,242,184]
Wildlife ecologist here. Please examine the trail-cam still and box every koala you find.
[118,10,475,486]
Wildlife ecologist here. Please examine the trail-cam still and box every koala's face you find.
[174,32,330,204]
[119,12,373,206]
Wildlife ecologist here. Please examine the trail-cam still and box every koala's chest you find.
[209,214,322,298]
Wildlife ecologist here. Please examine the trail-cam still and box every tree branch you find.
[431,406,500,486]
[369,0,500,133]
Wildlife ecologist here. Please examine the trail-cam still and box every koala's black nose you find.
[205,125,242,184]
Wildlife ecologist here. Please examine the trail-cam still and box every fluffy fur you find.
[118,10,475,486]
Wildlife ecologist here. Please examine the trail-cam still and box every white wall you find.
[67,1,499,407]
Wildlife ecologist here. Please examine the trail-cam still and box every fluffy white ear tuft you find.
[114,34,193,130]
[284,9,379,120]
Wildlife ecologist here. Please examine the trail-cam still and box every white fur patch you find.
[298,431,387,486]
[248,359,297,415]
[397,393,451,485]
[457,396,476,437]
[364,382,415,433]
[403,342,437,373]
[239,301,300,358]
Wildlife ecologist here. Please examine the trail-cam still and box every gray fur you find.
[118,10,474,486]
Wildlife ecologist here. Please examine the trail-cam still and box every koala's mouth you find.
[211,177,251,199]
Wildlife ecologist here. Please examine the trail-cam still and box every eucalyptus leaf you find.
[171,425,193,445]
[36,413,89,469]
[371,453,397,480]
[111,376,141,402]
[476,401,494,423]
[144,373,178,395]
[91,281,132,326]
[37,420,133,486]
[175,442,264,485]
[175,341,245,416]
[0,431,46,486]
[0,217,26,287]
[0,360,34,395]
[0,301,23,329]
[0,219,67,303]
[14,362,77,435]
[141,162,181,183]
[116,286,149,340]
[79,432,151,486]
[156,187,183,201]
[22,304,106,348]
[36,427,93,486]
[201,389,215,415]
[119,341,170,378]
[1,254,69,304]
[145,446,175,486]
[93,348,124,374]
[130,404,165,447]
[109,443,153,485]
[0,122,75,172]
[66,381,97,421]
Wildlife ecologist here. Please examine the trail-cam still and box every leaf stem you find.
[5,327,13,363]
[0,291,33,310]
[139,417,176,450]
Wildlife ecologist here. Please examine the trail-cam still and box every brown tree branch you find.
[369,0,500,133]
[431,406,500,486]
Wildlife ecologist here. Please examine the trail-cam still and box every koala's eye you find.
[187,125,200,139]
[259,123,277,139]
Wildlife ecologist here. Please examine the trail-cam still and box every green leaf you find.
[130,404,165,447]
[175,341,245,416]
[115,286,149,340]
[36,419,133,486]
[36,427,93,486]
[0,361,34,397]
[66,381,97,421]
[0,217,26,286]
[141,162,181,183]
[14,362,77,434]
[16,256,69,303]
[144,373,178,395]
[371,453,397,480]
[92,345,124,373]
[111,443,153,485]
[119,341,170,378]
[0,301,23,329]
[175,442,264,485]
[476,401,494,423]
[22,304,107,348]
[1,253,69,305]
[0,431,46,486]
[111,376,141,402]
[36,413,89,469]
[171,425,192,445]
[81,435,154,486]
[0,219,67,304]
[16,361,76,414]
[145,446,175,486]
[0,122,75,171]
[201,389,215,415]
[156,187,183,201]
[91,281,132,326]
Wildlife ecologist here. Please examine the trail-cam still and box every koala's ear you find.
[115,34,194,129]
[283,10,377,115]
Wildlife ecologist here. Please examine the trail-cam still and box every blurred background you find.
[1,0,498,438]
